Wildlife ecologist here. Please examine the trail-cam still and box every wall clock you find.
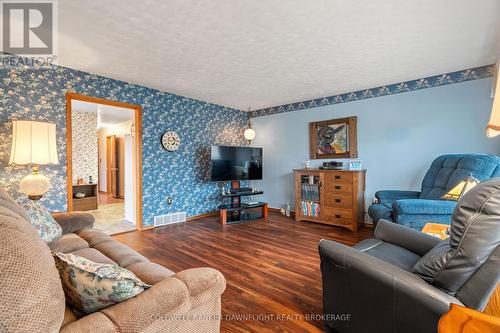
[161,131,181,151]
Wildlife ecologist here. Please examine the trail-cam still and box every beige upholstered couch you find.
[0,189,226,332]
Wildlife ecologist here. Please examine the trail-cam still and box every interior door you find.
[106,135,118,197]
[116,136,125,198]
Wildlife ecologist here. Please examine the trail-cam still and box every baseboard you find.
[138,211,218,231]
[110,228,138,236]
[268,207,295,218]
[268,207,375,228]
[187,211,218,221]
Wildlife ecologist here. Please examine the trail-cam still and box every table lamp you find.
[442,175,480,201]
[9,120,59,200]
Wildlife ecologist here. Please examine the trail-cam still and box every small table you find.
[421,223,450,240]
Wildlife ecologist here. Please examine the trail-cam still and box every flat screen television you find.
[210,146,262,181]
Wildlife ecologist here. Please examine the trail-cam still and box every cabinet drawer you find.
[324,193,353,208]
[325,214,354,226]
[324,172,353,184]
[324,183,353,194]
[323,207,353,220]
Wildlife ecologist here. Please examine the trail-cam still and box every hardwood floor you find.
[114,212,373,332]
[98,191,124,205]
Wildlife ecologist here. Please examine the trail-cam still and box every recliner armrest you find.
[393,199,456,215]
[375,219,441,256]
[375,190,420,204]
[52,212,95,234]
[319,239,462,333]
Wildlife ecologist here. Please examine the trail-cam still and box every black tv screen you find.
[210,146,263,181]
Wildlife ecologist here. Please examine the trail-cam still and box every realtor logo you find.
[1,0,56,55]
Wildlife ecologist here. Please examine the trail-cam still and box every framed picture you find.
[309,116,357,159]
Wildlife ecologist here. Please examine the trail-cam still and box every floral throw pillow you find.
[53,252,151,314]
[19,199,62,243]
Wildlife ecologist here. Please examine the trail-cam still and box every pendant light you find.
[244,107,256,143]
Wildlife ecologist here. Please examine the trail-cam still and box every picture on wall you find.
[309,116,358,159]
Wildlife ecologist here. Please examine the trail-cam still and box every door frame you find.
[66,92,144,230]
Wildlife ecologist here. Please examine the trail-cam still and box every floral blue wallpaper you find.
[250,65,496,118]
[0,59,248,227]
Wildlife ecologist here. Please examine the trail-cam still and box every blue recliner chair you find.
[368,154,500,230]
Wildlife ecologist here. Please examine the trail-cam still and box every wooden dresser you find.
[294,169,366,231]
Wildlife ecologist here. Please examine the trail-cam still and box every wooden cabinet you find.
[72,184,98,211]
[294,169,366,231]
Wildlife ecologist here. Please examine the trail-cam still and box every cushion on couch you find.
[49,233,90,253]
[354,238,421,271]
[53,252,151,314]
[20,199,62,243]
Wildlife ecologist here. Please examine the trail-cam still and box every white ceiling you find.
[58,0,500,111]
[71,100,133,124]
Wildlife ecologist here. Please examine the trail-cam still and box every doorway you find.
[66,93,143,234]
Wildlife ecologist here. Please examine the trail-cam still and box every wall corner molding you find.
[250,64,496,118]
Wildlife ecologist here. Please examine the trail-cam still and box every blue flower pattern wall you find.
[0,63,248,227]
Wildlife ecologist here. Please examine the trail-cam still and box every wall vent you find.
[154,212,187,227]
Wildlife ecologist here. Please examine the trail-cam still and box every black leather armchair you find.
[319,178,500,333]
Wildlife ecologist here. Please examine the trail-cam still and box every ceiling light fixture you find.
[244,107,256,144]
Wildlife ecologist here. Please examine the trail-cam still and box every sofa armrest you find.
[393,199,456,215]
[375,190,420,204]
[96,268,225,332]
[375,219,442,256]
[319,239,461,333]
[60,312,117,333]
[51,212,95,234]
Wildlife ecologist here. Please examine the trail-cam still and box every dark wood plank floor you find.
[114,212,373,332]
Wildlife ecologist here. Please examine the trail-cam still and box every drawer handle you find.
[335,185,341,190]
[335,198,341,203]
[335,175,341,180]
[335,214,342,218]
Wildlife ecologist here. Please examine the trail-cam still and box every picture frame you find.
[309,116,358,159]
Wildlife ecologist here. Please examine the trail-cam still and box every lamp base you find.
[19,170,50,200]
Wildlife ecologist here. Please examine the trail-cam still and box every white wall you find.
[124,134,135,224]
[250,78,500,219]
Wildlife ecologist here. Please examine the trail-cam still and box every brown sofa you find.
[0,189,226,333]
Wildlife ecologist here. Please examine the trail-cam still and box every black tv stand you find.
[230,187,253,194]
[219,180,268,225]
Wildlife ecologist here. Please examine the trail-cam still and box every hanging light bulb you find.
[244,107,256,143]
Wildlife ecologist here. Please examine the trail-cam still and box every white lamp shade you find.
[244,128,256,141]
[487,62,500,138]
[9,120,59,165]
